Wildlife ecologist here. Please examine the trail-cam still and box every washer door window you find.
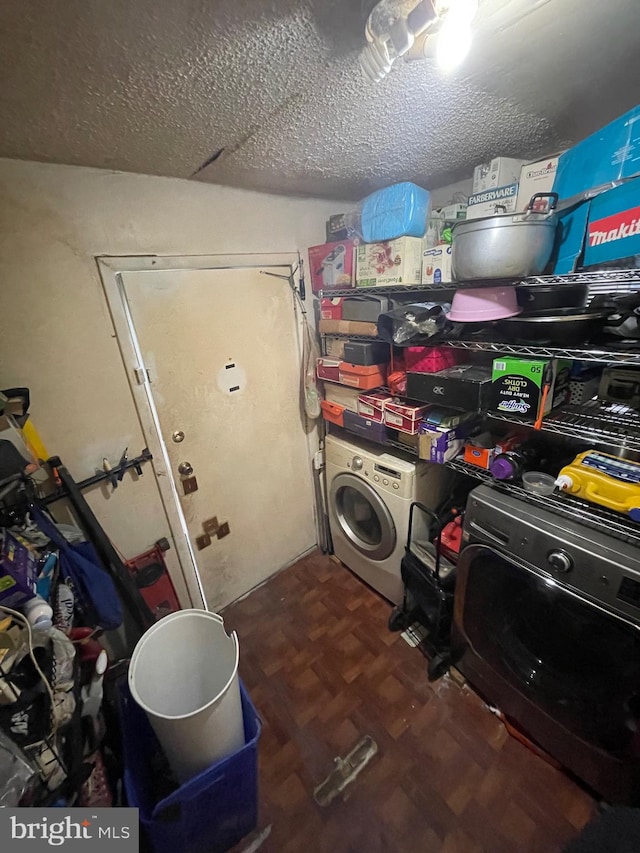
[330,472,396,561]
[457,544,640,754]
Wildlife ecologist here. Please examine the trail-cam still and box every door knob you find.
[178,461,194,476]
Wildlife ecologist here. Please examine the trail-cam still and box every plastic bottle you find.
[491,443,543,481]
[22,595,53,631]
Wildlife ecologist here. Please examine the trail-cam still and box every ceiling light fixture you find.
[359,0,479,82]
[435,0,477,71]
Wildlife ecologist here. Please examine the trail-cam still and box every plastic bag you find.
[360,182,431,242]
[377,303,455,346]
[0,730,35,806]
[30,507,123,630]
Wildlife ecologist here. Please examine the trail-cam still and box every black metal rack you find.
[445,458,640,547]
[443,339,640,365]
[318,267,640,300]
[488,399,640,452]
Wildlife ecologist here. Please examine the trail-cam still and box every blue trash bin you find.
[121,680,261,853]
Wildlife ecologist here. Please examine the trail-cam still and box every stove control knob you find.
[352,456,363,471]
[547,549,573,573]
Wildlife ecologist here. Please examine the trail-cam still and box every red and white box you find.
[338,362,388,391]
[383,399,429,435]
[320,298,344,320]
[358,390,393,423]
[316,357,341,382]
[309,241,356,294]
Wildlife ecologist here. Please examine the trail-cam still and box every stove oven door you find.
[453,543,640,803]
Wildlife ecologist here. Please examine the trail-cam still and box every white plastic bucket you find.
[128,609,244,783]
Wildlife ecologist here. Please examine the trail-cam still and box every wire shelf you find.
[488,399,640,452]
[320,332,381,341]
[443,339,640,365]
[527,269,640,287]
[317,269,640,300]
[317,284,456,298]
[445,458,640,547]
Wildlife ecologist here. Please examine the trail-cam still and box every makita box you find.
[583,178,640,266]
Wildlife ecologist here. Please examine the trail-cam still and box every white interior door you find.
[119,265,315,611]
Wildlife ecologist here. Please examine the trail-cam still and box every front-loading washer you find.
[325,433,453,604]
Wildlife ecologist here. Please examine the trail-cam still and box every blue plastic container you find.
[121,680,260,853]
[360,182,430,242]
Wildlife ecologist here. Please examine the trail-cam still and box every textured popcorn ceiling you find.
[1,0,639,199]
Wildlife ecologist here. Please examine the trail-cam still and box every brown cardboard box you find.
[318,319,378,337]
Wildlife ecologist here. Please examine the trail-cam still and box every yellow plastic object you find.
[555,450,640,519]
[21,419,49,463]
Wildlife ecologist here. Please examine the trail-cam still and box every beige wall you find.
[0,158,338,604]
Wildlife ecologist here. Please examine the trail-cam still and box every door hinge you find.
[134,367,151,385]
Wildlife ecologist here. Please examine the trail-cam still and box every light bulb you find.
[436,18,472,71]
[443,0,479,22]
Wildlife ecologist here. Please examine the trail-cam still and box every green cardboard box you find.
[489,358,571,420]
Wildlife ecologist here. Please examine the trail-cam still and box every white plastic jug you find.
[128,609,244,783]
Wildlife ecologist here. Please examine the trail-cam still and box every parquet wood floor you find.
[223,551,594,853]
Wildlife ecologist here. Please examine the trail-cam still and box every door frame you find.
[97,252,307,609]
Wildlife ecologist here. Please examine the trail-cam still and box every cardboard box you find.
[418,416,480,464]
[322,336,346,359]
[584,177,640,267]
[316,357,341,382]
[383,400,429,435]
[318,319,378,337]
[422,245,453,284]
[325,383,361,413]
[309,241,356,294]
[516,156,560,210]
[473,158,526,193]
[466,183,519,220]
[358,391,393,423]
[553,176,640,272]
[464,440,495,470]
[343,410,389,444]
[439,203,467,221]
[320,297,343,320]
[320,400,345,428]
[553,105,640,202]
[356,237,423,287]
[489,358,571,421]
[339,362,388,391]
[407,365,492,411]
[0,531,38,608]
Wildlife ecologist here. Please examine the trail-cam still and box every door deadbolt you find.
[178,461,194,476]
[172,430,185,443]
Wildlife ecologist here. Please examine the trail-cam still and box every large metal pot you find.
[516,282,588,313]
[497,307,610,346]
[452,193,558,281]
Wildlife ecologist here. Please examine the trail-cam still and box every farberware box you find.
[316,357,341,382]
[308,241,356,294]
[339,362,388,391]
[343,341,390,366]
[383,400,429,435]
[343,410,389,444]
[407,365,492,411]
[358,390,393,423]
